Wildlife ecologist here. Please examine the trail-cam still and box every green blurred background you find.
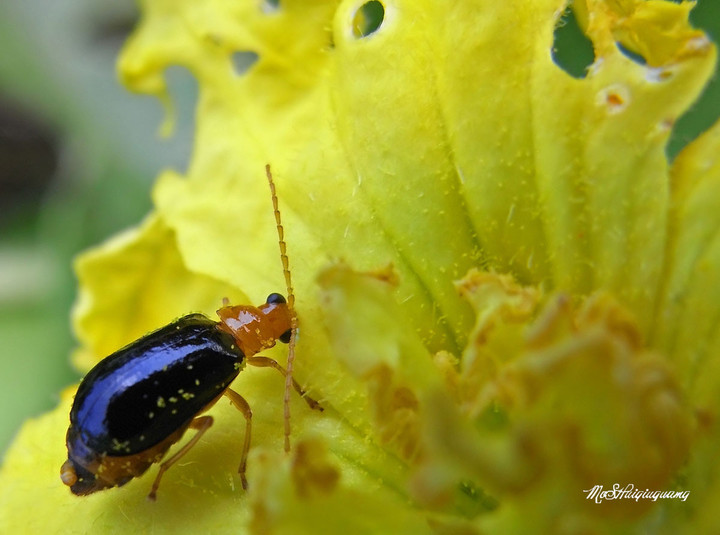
[0,0,718,456]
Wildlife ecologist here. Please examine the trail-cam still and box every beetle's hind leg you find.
[148,415,214,501]
[247,356,323,411]
[223,388,252,490]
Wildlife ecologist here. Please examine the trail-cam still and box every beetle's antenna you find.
[265,164,295,453]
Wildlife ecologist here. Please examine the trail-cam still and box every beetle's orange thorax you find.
[216,300,291,356]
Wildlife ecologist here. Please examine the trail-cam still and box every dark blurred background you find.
[0,0,198,453]
[0,1,718,454]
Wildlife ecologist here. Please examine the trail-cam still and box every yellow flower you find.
[1,0,718,533]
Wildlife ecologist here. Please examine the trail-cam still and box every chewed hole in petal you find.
[160,66,198,169]
[352,1,385,39]
[646,67,674,83]
[596,84,631,115]
[616,42,647,65]
[552,6,594,79]
[655,118,675,135]
[262,0,280,13]
[232,51,259,76]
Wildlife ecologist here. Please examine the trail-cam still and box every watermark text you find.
[583,484,689,504]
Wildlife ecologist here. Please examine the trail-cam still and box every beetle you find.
[60,166,321,500]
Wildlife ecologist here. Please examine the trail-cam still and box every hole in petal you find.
[668,2,720,159]
[552,6,594,79]
[352,1,385,38]
[616,42,647,65]
[655,118,675,136]
[646,67,674,83]
[596,84,631,115]
[161,66,199,173]
[231,51,259,76]
[262,0,280,12]
[666,0,719,159]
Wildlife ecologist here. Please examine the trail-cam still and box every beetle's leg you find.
[223,388,252,490]
[148,415,213,501]
[247,356,323,411]
[284,323,296,454]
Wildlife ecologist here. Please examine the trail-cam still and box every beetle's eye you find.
[267,293,287,305]
[279,329,292,343]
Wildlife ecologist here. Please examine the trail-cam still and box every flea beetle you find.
[60,166,321,500]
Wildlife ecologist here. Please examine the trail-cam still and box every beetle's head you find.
[216,293,293,357]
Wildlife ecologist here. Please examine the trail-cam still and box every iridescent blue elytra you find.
[64,314,243,495]
[74,315,242,453]
[60,293,320,500]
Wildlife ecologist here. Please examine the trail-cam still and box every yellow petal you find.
[421,277,691,531]
[1,0,717,532]
[0,388,325,534]
[120,0,716,348]
[655,115,720,532]
[71,213,250,371]
[247,438,436,535]
[655,116,720,406]
[318,263,440,463]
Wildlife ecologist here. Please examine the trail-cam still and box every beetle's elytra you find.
[60,167,321,500]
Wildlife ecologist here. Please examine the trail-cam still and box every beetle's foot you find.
[302,394,324,412]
